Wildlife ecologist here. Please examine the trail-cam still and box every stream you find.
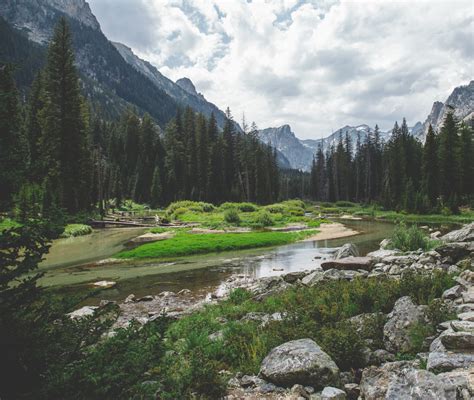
[40,219,399,302]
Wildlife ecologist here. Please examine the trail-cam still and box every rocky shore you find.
[70,222,474,399]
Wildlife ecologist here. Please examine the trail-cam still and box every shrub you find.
[389,222,432,251]
[255,211,274,227]
[224,208,241,225]
[166,201,215,214]
[228,288,252,305]
[60,224,93,238]
[264,204,286,214]
[172,207,187,216]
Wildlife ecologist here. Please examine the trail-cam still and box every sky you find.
[88,0,474,139]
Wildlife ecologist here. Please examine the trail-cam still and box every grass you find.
[389,222,439,251]
[116,230,317,260]
[60,224,93,238]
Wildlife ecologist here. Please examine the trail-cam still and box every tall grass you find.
[389,222,436,251]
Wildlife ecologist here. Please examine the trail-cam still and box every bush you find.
[167,201,215,214]
[389,222,432,251]
[60,224,93,238]
[264,204,286,214]
[255,211,274,227]
[224,208,241,225]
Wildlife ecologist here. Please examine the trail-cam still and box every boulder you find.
[437,367,474,399]
[302,270,325,286]
[283,271,308,283]
[321,386,346,399]
[440,222,474,243]
[260,338,340,388]
[335,243,359,259]
[343,383,360,400]
[366,249,400,262]
[360,361,448,400]
[442,285,464,300]
[321,257,372,271]
[436,242,474,263]
[440,331,474,350]
[67,306,98,319]
[458,311,474,322]
[367,349,396,366]
[347,313,385,335]
[427,350,474,372]
[379,238,392,249]
[383,296,427,353]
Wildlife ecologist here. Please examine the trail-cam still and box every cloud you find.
[88,0,474,139]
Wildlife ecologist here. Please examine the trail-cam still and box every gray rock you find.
[240,375,265,388]
[343,383,360,400]
[302,270,325,286]
[136,295,154,302]
[440,330,474,350]
[321,257,372,271]
[366,249,400,262]
[379,238,392,249]
[462,288,474,303]
[124,294,136,303]
[437,367,474,399]
[458,311,474,321]
[67,306,98,319]
[347,313,385,335]
[208,330,224,342]
[442,285,464,300]
[284,271,308,283]
[383,296,427,353]
[436,242,474,263]
[368,349,396,366]
[441,222,474,243]
[321,386,346,400]
[260,338,340,388]
[335,243,359,259]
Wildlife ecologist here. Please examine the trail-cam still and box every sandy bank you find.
[302,222,359,241]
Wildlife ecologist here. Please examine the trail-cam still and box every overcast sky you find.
[88,0,473,139]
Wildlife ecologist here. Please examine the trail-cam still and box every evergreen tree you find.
[422,124,438,207]
[438,111,459,200]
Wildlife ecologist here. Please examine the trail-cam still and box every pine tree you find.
[0,65,28,208]
[150,166,162,208]
[422,125,438,207]
[438,111,459,200]
[39,18,92,213]
[458,123,473,199]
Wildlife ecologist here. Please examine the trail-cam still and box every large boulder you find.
[321,386,346,399]
[360,362,448,400]
[436,242,474,263]
[321,257,372,271]
[383,296,427,353]
[302,270,325,286]
[335,243,359,259]
[259,338,340,388]
[440,222,474,243]
[427,334,474,372]
[366,249,400,263]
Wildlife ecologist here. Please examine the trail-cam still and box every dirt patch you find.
[302,222,359,241]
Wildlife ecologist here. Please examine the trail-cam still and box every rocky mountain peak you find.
[0,0,100,43]
[176,77,198,96]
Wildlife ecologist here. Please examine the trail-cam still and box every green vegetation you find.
[0,217,20,231]
[117,230,316,260]
[60,224,93,238]
[389,222,438,252]
[314,201,474,224]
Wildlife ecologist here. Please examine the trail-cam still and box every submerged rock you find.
[335,243,359,259]
[260,338,340,388]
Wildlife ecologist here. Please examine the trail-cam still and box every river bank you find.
[68,222,474,399]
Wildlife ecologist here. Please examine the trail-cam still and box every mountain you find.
[422,80,474,139]
[257,125,314,171]
[0,0,237,131]
[112,42,238,131]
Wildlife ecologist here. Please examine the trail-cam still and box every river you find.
[39,219,398,302]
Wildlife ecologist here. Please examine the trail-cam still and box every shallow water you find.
[42,219,397,302]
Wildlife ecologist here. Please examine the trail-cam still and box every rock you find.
[430,230,442,239]
[442,285,464,300]
[321,257,372,271]
[458,311,474,321]
[343,383,359,400]
[291,384,309,398]
[360,361,448,400]
[124,294,136,303]
[379,238,392,249]
[208,330,224,342]
[440,331,474,350]
[383,296,427,353]
[321,386,346,399]
[368,349,395,366]
[284,271,308,283]
[241,312,283,326]
[366,249,400,262]
[347,313,385,335]
[177,288,191,295]
[67,306,98,319]
[436,242,474,263]
[440,222,474,243]
[240,375,265,388]
[92,280,116,288]
[463,288,474,303]
[427,348,474,372]
[302,270,325,286]
[129,231,173,244]
[260,338,340,388]
[335,243,359,259]
[437,367,474,399]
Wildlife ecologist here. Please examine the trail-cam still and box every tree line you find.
[310,117,473,213]
[0,18,280,219]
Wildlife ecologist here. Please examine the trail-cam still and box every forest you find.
[0,18,280,222]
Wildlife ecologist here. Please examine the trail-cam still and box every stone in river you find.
[321,257,372,271]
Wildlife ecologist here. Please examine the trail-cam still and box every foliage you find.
[60,224,93,238]
[220,202,258,212]
[223,208,241,225]
[255,210,274,227]
[389,222,435,252]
